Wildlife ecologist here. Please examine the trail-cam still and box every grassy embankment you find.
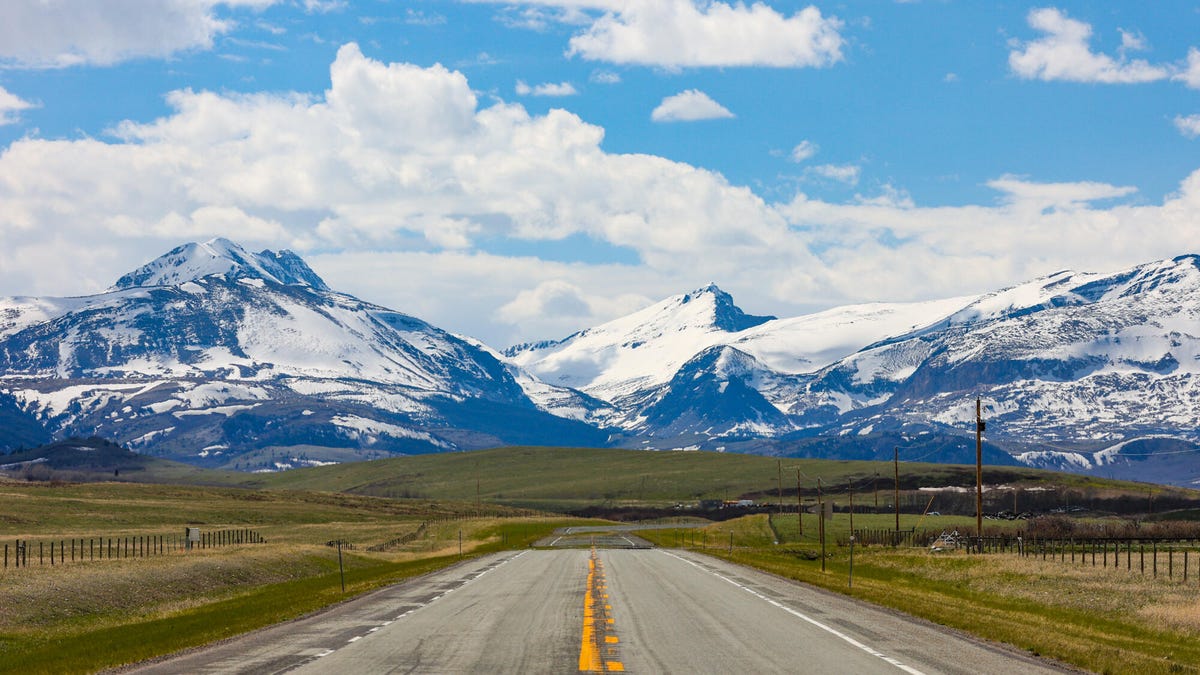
[638,512,1200,674]
[0,479,591,674]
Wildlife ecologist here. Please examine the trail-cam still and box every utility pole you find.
[796,469,803,538]
[873,472,879,513]
[975,397,985,548]
[893,447,900,534]
[777,460,783,515]
[817,478,826,573]
[849,478,855,535]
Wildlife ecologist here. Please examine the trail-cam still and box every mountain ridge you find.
[2,240,1197,485]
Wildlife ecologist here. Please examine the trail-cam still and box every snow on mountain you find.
[3,240,1198,484]
[620,345,800,439]
[505,283,971,404]
[818,255,1200,447]
[505,284,775,400]
[112,238,329,291]
[0,238,605,467]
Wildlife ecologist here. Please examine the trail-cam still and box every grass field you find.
[244,445,1149,512]
[636,513,1200,674]
[6,445,1200,673]
[0,479,593,674]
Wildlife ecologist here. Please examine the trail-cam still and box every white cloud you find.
[807,163,860,185]
[568,1,843,68]
[590,69,621,84]
[470,0,843,69]
[2,42,1199,348]
[1176,114,1200,139]
[0,86,35,125]
[790,140,818,163]
[498,280,592,323]
[1009,8,1170,84]
[651,89,734,122]
[0,0,278,68]
[1175,48,1200,89]
[515,80,579,96]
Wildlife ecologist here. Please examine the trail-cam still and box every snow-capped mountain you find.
[813,255,1200,445]
[3,240,1197,485]
[0,238,602,468]
[505,256,1200,484]
[506,283,979,441]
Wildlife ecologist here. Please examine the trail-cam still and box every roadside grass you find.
[0,480,597,674]
[641,514,1200,674]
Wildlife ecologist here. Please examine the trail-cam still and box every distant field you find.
[244,445,1150,512]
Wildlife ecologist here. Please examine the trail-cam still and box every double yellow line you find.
[579,547,623,672]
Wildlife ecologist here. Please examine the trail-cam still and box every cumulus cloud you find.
[568,1,843,68]
[651,89,734,122]
[0,86,35,125]
[1176,114,1200,139]
[471,0,843,69]
[0,0,277,68]
[515,80,579,96]
[790,140,818,163]
[1176,48,1200,89]
[1009,8,1171,84]
[1,42,1199,347]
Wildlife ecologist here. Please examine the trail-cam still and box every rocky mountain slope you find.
[0,239,603,469]
[2,240,1197,485]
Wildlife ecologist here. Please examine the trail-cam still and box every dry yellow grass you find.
[865,549,1200,635]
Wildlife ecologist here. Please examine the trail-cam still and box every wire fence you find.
[4,528,266,569]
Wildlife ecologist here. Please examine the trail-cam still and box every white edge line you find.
[659,550,925,675]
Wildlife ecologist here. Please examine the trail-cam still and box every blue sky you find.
[0,1,1198,347]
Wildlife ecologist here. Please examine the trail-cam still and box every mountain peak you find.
[677,284,775,332]
[112,238,329,291]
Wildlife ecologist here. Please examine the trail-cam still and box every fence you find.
[4,528,265,569]
[848,528,933,548]
[1016,537,1200,583]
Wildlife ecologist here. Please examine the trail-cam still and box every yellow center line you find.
[579,547,624,672]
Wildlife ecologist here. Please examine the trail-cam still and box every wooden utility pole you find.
[796,469,803,538]
[777,460,783,515]
[817,478,826,572]
[893,447,900,534]
[975,397,985,545]
[849,479,855,535]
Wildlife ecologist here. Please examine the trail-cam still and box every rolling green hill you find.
[243,445,1165,513]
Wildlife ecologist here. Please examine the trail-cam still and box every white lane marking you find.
[316,650,334,658]
[390,551,528,621]
[550,536,564,546]
[659,551,925,675]
[368,627,380,633]
[347,636,362,643]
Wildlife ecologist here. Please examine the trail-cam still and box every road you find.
[129,548,1071,674]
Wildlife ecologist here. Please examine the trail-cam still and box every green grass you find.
[641,515,1200,674]
[0,479,597,674]
[244,445,1137,511]
[0,518,588,674]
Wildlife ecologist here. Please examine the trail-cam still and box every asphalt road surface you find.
[129,548,1072,674]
